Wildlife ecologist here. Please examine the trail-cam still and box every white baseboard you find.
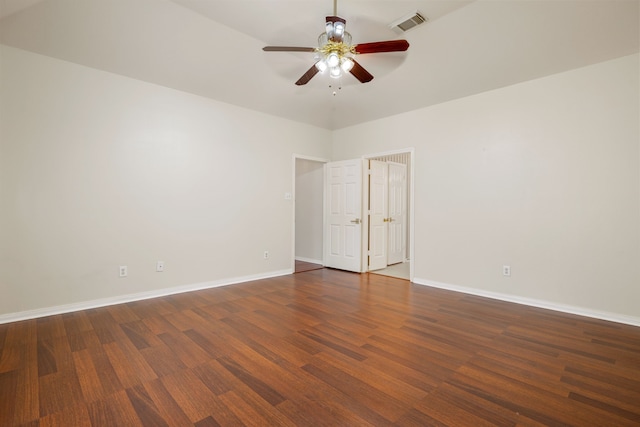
[0,269,292,325]
[413,277,640,328]
[294,256,323,265]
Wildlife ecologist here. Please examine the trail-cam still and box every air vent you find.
[389,11,427,34]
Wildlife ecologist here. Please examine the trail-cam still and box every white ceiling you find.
[1,0,638,129]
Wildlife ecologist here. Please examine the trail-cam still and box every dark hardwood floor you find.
[294,260,323,273]
[1,269,639,426]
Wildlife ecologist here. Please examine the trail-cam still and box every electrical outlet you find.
[156,261,164,272]
[264,250,269,259]
[503,265,511,276]
[119,266,128,277]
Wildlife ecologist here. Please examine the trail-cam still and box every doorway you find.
[320,149,414,281]
[293,155,327,273]
[365,151,412,280]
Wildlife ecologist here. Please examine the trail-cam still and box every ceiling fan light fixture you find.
[326,52,340,68]
[340,57,354,72]
[326,16,347,42]
[316,60,328,72]
[325,22,334,38]
[262,0,410,86]
[341,31,352,46]
[318,32,329,46]
[333,21,345,39]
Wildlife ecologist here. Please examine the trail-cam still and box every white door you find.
[387,162,407,265]
[368,160,388,271]
[323,159,363,272]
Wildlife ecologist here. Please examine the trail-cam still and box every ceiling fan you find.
[263,0,410,86]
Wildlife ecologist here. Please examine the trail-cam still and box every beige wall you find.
[0,45,331,318]
[2,44,638,324]
[333,54,640,322]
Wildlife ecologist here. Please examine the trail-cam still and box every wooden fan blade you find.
[353,40,410,54]
[295,63,320,86]
[325,16,346,25]
[263,46,316,52]
[349,59,373,83]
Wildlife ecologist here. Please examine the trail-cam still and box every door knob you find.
[350,218,361,224]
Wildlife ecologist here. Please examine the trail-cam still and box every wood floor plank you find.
[36,316,66,342]
[318,344,429,405]
[141,313,182,336]
[561,371,640,415]
[431,380,548,427]
[102,341,157,389]
[297,329,367,361]
[83,337,123,396]
[139,341,188,377]
[217,356,286,406]
[194,415,222,427]
[218,390,284,427]
[159,369,226,423]
[38,366,84,417]
[218,316,312,367]
[568,391,640,424]
[61,311,93,337]
[0,337,21,374]
[412,389,512,427]
[451,365,635,426]
[192,359,237,396]
[106,304,142,324]
[156,330,213,368]
[126,298,177,320]
[37,401,92,427]
[1,269,639,426]
[87,389,144,427]
[12,322,40,425]
[0,369,19,425]
[36,339,57,377]
[141,377,193,426]
[302,358,409,422]
[72,348,107,403]
[125,384,170,427]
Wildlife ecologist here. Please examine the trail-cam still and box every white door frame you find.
[361,148,415,281]
[291,154,330,273]
[291,149,414,281]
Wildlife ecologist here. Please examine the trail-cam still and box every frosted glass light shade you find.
[315,60,328,72]
[327,52,340,67]
[341,57,354,72]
